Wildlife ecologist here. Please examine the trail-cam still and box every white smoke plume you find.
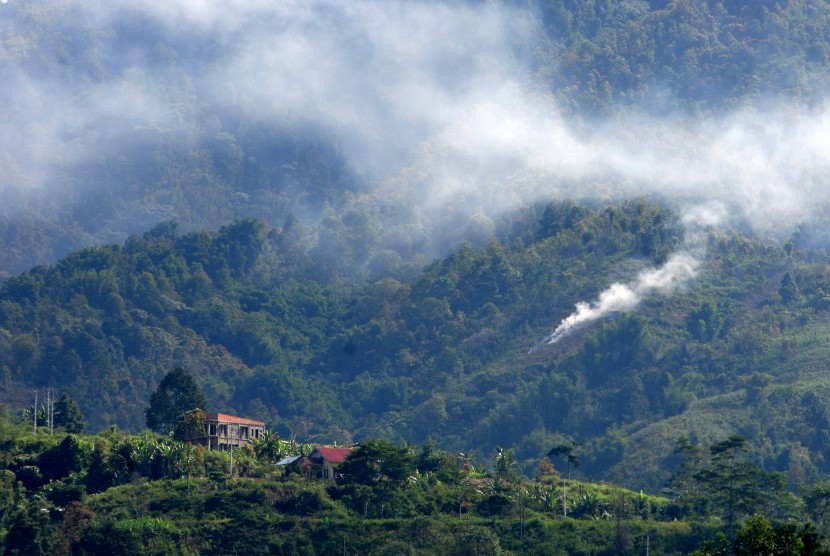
[532,252,700,350]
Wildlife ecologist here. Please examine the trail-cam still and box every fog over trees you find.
[3,0,830,508]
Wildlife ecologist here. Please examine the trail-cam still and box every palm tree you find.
[252,430,283,463]
[548,443,580,517]
[494,446,516,482]
[458,451,476,475]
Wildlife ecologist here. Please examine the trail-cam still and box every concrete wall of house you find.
[204,419,264,450]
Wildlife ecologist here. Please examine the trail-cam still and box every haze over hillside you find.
[4,0,830,491]
[3,0,830,278]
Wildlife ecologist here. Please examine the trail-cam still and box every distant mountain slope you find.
[0,219,352,431]
[538,0,830,115]
[4,200,830,490]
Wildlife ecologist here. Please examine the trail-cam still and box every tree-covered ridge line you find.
[0,201,681,441]
[4,199,830,492]
[1,411,829,555]
[0,217,350,432]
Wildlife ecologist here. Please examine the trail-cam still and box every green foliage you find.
[698,435,786,531]
[0,0,828,291]
[538,0,830,115]
[250,430,284,464]
[695,514,830,556]
[337,440,416,487]
[664,436,707,517]
[665,435,792,530]
[5,2,830,550]
[780,272,804,306]
[0,420,814,555]
[54,394,85,434]
[38,434,92,483]
[687,302,726,342]
[3,504,55,556]
[494,446,517,482]
[4,198,830,500]
[145,368,207,436]
[804,481,830,536]
[173,409,206,445]
[78,516,192,555]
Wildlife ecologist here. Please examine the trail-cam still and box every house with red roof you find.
[302,446,353,480]
[203,413,265,450]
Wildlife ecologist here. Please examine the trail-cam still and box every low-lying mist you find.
[2,0,830,275]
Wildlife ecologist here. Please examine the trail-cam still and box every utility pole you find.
[229,423,237,477]
[33,389,37,434]
[47,387,54,435]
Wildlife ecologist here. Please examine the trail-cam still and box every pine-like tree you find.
[53,394,85,433]
[145,368,207,435]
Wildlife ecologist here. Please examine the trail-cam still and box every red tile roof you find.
[206,413,265,427]
[313,447,353,463]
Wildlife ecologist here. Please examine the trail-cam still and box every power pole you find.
[47,387,54,435]
[229,424,236,477]
[33,389,37,434]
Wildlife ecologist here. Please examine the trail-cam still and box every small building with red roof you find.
[302,446,353,480]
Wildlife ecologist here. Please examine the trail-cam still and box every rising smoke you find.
[530,252,700,351]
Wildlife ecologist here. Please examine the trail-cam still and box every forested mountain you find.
[537,0,830,115]
[3,199,830,494]
[4,0,830,498]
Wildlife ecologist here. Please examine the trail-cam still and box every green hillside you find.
[4,416,827,555]
[536,0,830,115]
[3,200,830,494]
[4,0,830,506]
[5,2,830,551]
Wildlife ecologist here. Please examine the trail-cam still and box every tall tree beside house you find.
[337,440,416,486]
[252,430,284,463]
[53,393,85,433]
[145,368,207,435]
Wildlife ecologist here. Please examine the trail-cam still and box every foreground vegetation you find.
[3,412,830,554]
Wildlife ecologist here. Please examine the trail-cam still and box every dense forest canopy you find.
[4,200,830,495]
[3,0,830,501]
